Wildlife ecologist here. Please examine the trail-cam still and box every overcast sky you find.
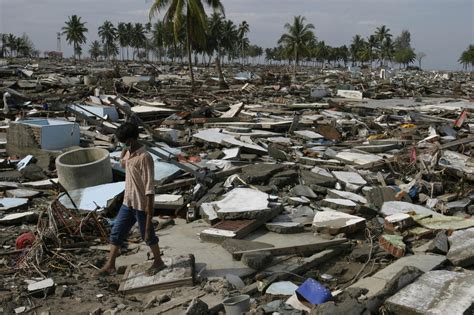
[1,0,473,70]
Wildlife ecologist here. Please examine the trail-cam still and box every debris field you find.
[1,59,474,314]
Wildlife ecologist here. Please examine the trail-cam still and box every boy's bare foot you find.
[145,261,166,276]
[96,266,117,277]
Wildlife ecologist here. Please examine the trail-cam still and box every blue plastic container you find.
[296,278,332,305]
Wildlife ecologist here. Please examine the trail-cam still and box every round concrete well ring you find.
[56,147,113,191]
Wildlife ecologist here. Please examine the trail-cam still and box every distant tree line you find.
[459,45,474,70]
[0,33,38,58]
[264,17,429,78]
[60,14,264,66]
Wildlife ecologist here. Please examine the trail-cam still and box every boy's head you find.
[116,122,139,146]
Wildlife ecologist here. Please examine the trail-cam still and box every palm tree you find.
[366,35,377,68]
[380,37,394,66]
[74,45,83,60]
[458,45,474,70]
[117,22,128,60]
[207,13,236,89]
[149,0,225,91]
[375,25,392,67]
[278,15,316,79]
[15,36,29,57]
[375,25,392,44]
[6,34,16,57]
[350,34,364,66]
[62,15,88,59]
[89,40,101,61]
[0,34,8,58]
[131,23,146,60]
[152,21,165,62]
[238,21,249,64]
[62,15,88,60]
[5,34,14,57]
[98,21,117,60]
[125,23,134,60]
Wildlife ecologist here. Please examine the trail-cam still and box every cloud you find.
[357,20,379,26]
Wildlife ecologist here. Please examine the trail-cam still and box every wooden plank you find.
[232,239,347,260]
[439,136,474,150]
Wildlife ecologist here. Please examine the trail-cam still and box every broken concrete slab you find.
[365,186,397,208]
[290,185,317,199]
[22,178,58,189]
[154,194,183,210]
[119,254,195,294]
[380,201,440,217]
[241,164,287,184]
[444,198,471,213]
[439,150,474,180]
[221,239,274,256]
[385,270,474,315]
[199,203,219,225]
[332,171,367,186]
[204,188,269,220]
[327,189,367,204]
[0,211,37,225]
[266,281,298,296]
[428,231,449,255]
[58,182,125,212]
[294,130,324,140]
[353,143,399,153]
[312,209,366,235]
[5,188,40,199]
[335,151,383,166]
[193,128,267,155]
[349,254,446,297]
[337,90,363,100]
[447,227,474,267]
[222,147,240,160]
[265,222,305,234]
[241,251,272,270]
[301,170,337,188]
[321,198,357,213]
[0,198,29,211]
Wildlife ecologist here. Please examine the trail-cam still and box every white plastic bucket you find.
[222,294,250,315]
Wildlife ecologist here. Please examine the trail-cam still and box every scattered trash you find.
[0,57,473,314]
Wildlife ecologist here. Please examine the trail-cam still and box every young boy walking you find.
[98,122,165,276]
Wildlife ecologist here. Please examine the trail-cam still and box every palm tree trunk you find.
[186,18,195,92]
[293,49,297,80]
[216,55,228,90]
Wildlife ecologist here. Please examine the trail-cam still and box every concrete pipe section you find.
[56,148,113,191]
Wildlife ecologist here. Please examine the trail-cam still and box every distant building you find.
[44,51,63,59]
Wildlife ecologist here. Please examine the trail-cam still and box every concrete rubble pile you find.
[0,58,473,314]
